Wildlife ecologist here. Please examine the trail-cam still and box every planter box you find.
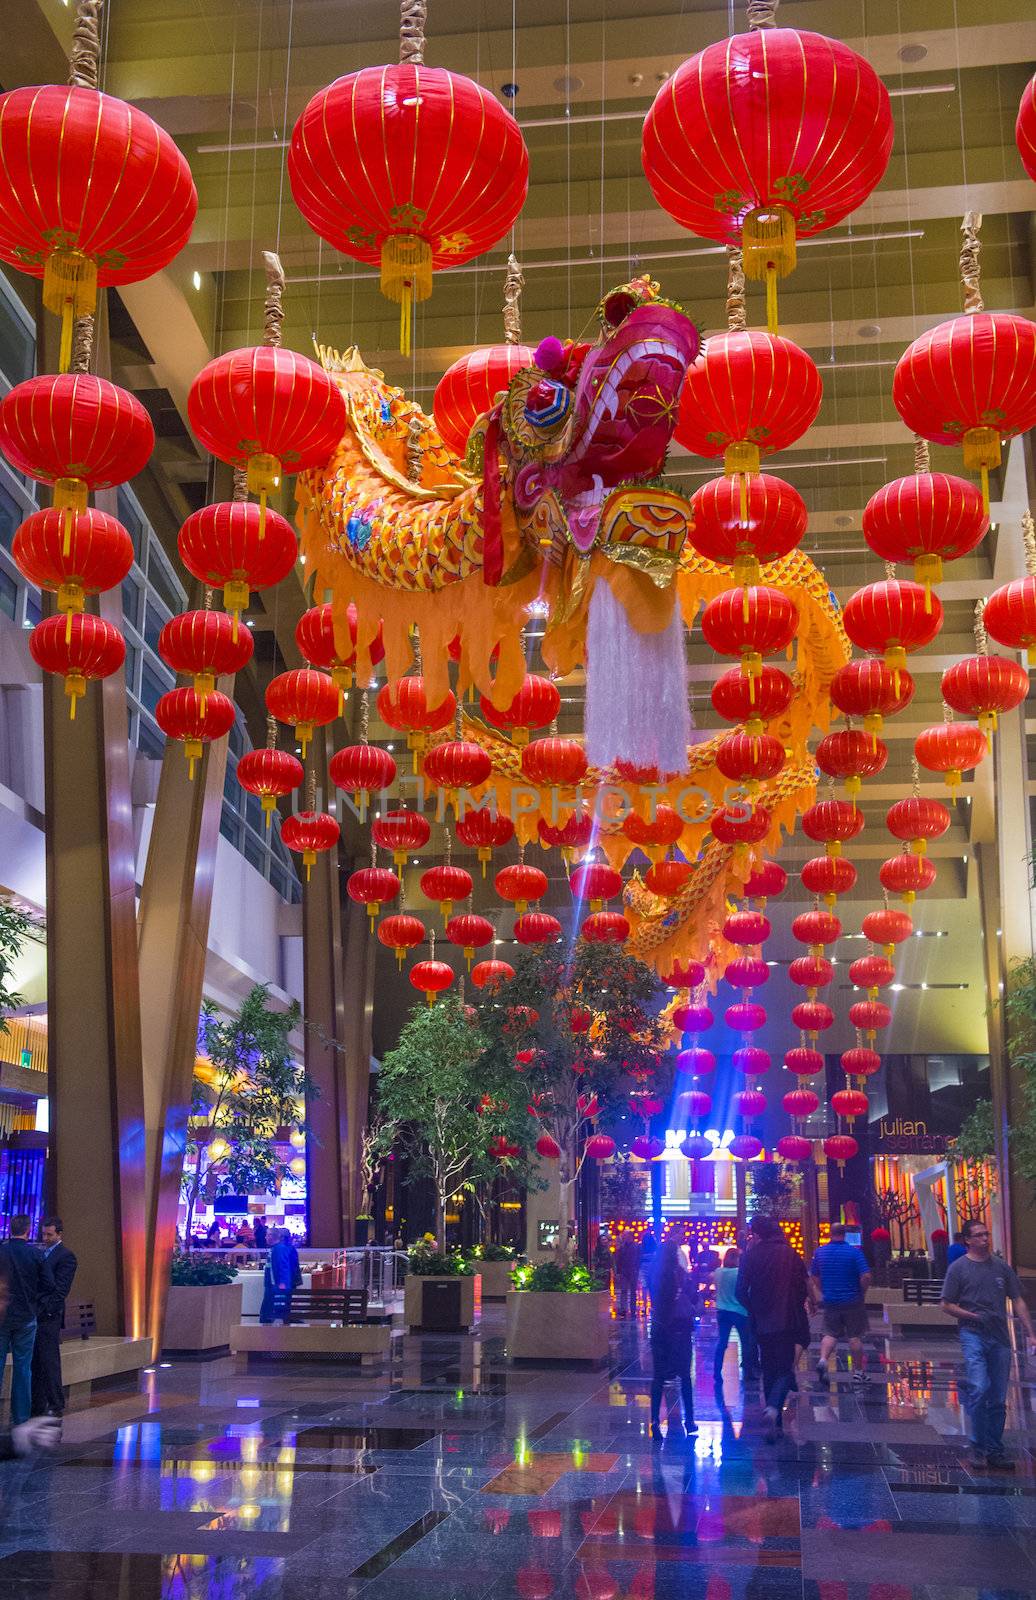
[506,1290,609,1364]
[404,1273,480,1332]
[478,1259,517,1301]
[163,1282,243,1358]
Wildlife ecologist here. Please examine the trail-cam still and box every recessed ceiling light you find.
[835,515,853,529]
[192,271,202,291]
[891,983,904,992]
[858,323,881,339]
[898,43,928,62]
[554,74,583,95]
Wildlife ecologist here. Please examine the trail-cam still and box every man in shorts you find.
[810,1224,871,1385]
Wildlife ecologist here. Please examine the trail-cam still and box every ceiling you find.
[12,0,1036,1057]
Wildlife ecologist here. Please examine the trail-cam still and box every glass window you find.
[116,487,147,558]
[0,276,35,388]
[244,793,263,834]
[229,719,244,757]
[223,764,241,808]
[24,593,40,626]
[139,659,172,716]
[121,575,141,632]
[143,601,167,653]
[0,567,16,620]
[146,547,185,615]
[242,829,266,873]
[124,644,141,697]
[136,717,165,759]
[0,479,26,553]
[220,809,241,848]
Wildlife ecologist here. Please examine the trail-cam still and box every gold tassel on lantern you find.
[381,234,433,356]
[245,452,281,540]
[42,251,98,375]
[741,207,796,335]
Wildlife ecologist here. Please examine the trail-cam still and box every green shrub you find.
[407,1248,474,1277]
[511,1260,600,1293]
[170,1252,238,1287]
[471,1243,521,1262]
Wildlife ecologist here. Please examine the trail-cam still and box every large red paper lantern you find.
[645,859,693,898]
[569,863,623,911]
[642,27,892,329]
[862,472,988,596]
[842,1046,881,1079]
[893,313,1036,511]
[849,1000,892,1037]
[823,1133,859,1169]
[843,579,943,685]
[236,748,303,823]
[514,911,562,947]
[378,912,425,967]
[791,1001,834,1040]
[675,332,821,475]
[155,687,236,779]
[29,612,124,717]
[689,473,807,584]
[785,1046,825,1078]
[830,658,914,738]
[420,863,474,922]
[623,803,684,853]
[457,807,515,870]
[0,374,153,511]
[295,601,384,696]
[584,1133,616,1160]
[800,855,857,907]
[0,84,197,368]
[942,655,1029,736]
[472,959,515,990]
[289,62,528,353]
[886,795,951,854]
[178,501,298,627]
[880,853,937,904]
[717,732,785,789]
[683,1089,713,1122]
[677,1047,716,1076]
[788,956,833,995]
[815,729,887,800]
[711,804,771,854]
[188,348,346,525]
[329,742,397,812]
[372,808,431,866]
[725,956,770,989]
[728,1133,763,1162]
[522,737,588,787]
[734,1088,767,1119]
[480,675,560,743]
[712,663,794,731]
[434,343,536,456]
[784,1088,820,1119]
[495,863,547,913]
[446,913,494,964]
[378,676,457,755]
[673,1002,713,1035]
[158,611,254,707]
[266,668,340,758]
[733,1045,770,1077]
[915,721,988,791]
[347,865,401,922]
[581,911,629,945]
[792,909,841,953]
[1018,72,1036,181]
[777,1134,812,1163]
[862,907,913,956]
[726,1001,767,1032]
[983,577,1036,664]
[537,812,592,857]
[410,959,456,1006]
[423,739,493,793]
[743,861,788,902]
[12,507,133,621]
[801,798,864,856]
[850,955,896,996]
[665,959,706,988]
[701,587,798,688]
[723,910,771,947]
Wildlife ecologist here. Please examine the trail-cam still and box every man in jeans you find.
[810,1224,872,1385]
[941,1219,1036,1471]
[0,1216,54,1427]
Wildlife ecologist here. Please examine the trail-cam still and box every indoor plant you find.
[164,1252,242,1358]
[506,1259,609,1363]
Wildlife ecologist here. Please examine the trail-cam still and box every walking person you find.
[940,1218,1036,1470]
[31,1216,77,1418]
[260,1228,302,1325]
[712,1247,756,1386]
[0,1217,54,1428]
[810,1224,872,1386]
[735,1214,812,1443]
[648,1237,698,1442]
[946,1231,967,1267]
[614,1230,641,1318]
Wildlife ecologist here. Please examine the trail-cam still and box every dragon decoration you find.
[297,277,849,976]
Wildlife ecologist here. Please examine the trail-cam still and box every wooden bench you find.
[902,1277,946,1304]
[287,1288,370,1325]
[882,1299,955,1333]
[231,1285,392,1369]
[1,1333,152,1402]
[61,1300,97,1341]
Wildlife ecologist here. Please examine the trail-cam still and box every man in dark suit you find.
[0,1216,53,1426]
[31,1216,77,1418]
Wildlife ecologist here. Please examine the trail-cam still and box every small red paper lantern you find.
[886,795,951,855]
[570,862,623,911]
[178,501,298,629]
[0,374,153,512]
[683,1089,713,1120]
[941,655,1029,736]
[630,1091,665,1118]
[676,1047,716,1076]
[446,912,494,965]
[710,805,771,855]
[581,911,629,945]
[850,956,896,995]
[672,1003,714,1034]
[434,343,536,456]
[733,1045,770,1077]
[535,1133,561,1160]
[862,907,914,955]
[842,1047,881,1079]
[830,658,914,738]
[514,911,562,947]
[372,808,431,866]
[701,587,798,688]
[784,1088,820,1119]
[843,579,943,686]
[280,808,341,880]
[495,863,547,913]
[712,663,794,731]
[1018,71,1036,180]
[537,812,592,857]
[788,956,833,995]
[12,507,133,621]
[725,956,769,989]
[801,798,865,857]
[471,959,515,990]
[717,732,785,790]
[734,1088,767,1118]
[983,577,1036,664]
[792,909,841,953]
[329,743,397,814]
[410,958,456,1006]
[188,347,346,528]
[236,749,304,823]
[880,853,937,905]
[631,1134,665,1161]
[871,1226,892,1243]
[723,910,771,947]
[584,1133,616,1160]
[645,859,692,898]
[378,677,457,758]
[832,1089,869,1124]
[622,803,684,853]
[893,313,1036,511]
[675,332,822,477]
[378,913,425,967]
[728,1133,762,1161]
[725,1003,767,1033]
[849,1000,892,1038]
[689,473,807,585]
[0,83,197,367]
[522,736,588,787]
[915,721,988,791]
[863,472,988,597]
[420,863,474,923]
[295,601,384,699]
[784,1046,825,1077]
[457,807,516,871]
[777,1135,812,1163]
[815,729,888,800]
[665,959,706,988]
[155,686,235,779]
[680,1134,714,1160]
[158,611,254,707]
[266,668,340,758]
[791,1001,834,1039]
[800,855,857,908]
[29,612,125,717]
[289,62,529,354]
[480,675,560,744]
[423,739,493,792]
[823,1133,859,1169]
[743,860,788,902]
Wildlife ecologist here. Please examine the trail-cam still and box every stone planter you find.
[163,1282,243,1358]
[477,1259,517,1301]
[506,1290,609,1364]
[404,1273,480,1332]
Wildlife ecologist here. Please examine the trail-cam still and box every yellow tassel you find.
[258,488,267,542]
[59,299,74,375]
[765,265,778,336]
[980,464,990,516]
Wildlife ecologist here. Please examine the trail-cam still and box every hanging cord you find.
[359,690,370,746]
[232,465,249,503]
[960,212,984,314]
[746,0,778,27]
[884,561,896,580]
[726,247,747,332]
[399,0,427,64]
[1023,510,1036,577]
[974,598,989,655]
[502,254,524,345]
[911,754,921,795]
[262,250,285,348]
[69,0,103,88]
[306,767,317,813]
[405,414,423,482]
[69,315,94,374]
[913,435,931,475]
[266,713,278,750]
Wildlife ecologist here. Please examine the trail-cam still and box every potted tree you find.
[167,985,307,1355]
[506,1259,609,1363]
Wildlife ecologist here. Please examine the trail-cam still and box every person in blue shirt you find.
[946,1231,967,1266]
[809,1224,872,1384]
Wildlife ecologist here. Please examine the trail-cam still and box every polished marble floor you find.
[1,1306,1035,1600]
